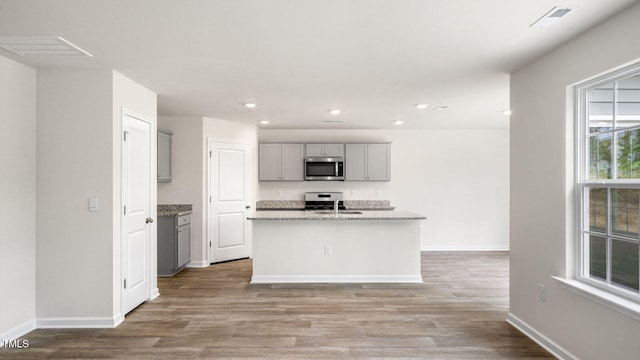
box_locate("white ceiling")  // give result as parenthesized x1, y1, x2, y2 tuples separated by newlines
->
(0, 0, 637, 129)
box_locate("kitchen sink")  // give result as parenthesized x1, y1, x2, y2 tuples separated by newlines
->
(314, 210, 363, 215)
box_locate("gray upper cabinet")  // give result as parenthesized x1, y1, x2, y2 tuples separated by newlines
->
(366, 144, 391, 181)
(345, 143, 391, 181)
(305, 143, 344, 157)
(345, 144, 366, 180)
(259, 144, 281, 180)
(259, 143, 304, 180)
(157, 130, 173, 182)
(281, 144, 305, 180)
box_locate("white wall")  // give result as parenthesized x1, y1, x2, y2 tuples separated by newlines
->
(36, 69, 157, 325)
(0, 55, 36, 340)
(259, 128, 510, 251)
(36, 69, 115, 321)
(158, 116, 258, 265)
(510, 3, 640, 359)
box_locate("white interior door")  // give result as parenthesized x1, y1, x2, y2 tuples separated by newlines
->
(209, 140, 252, 263)
(122, 111, 152, 315)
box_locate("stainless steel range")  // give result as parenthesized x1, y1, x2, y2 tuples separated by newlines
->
(304, 192, 345, 210)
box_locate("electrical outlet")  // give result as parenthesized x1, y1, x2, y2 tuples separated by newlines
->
(324, 245, 332, 255)
(539, 284, 547, 302)
(277, 191, 283, 198)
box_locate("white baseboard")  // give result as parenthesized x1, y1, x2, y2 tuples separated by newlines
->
(186, 261, 208, 268)
(422, 245, 509, 252)
(250, 275, 423, 284)
(1, 314, 128, 342)
(36, 315, 123, 329)
(150, 288, 160, 301)
(0, 319, 36, 346)
(506, 313, 577, 360)
(113, 313, 124, 328)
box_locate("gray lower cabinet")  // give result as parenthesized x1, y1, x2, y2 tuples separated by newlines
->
(158, 213, 191, 276)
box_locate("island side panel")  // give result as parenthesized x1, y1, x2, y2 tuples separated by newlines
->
(251, 220, 422, 283)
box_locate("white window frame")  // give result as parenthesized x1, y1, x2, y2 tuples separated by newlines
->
(575, 62, 640, 305)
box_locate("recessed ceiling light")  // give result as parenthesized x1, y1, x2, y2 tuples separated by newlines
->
(244, 103, 257, 108)
(0, 36, 92, 57)
(260, 120, 269, 125)
(503, 110, 513, 116)
(530, 6, 579, 28)
(329, 109, 341, 115)
(433, 105, 449, 111)
(416, 104, 429, 109)
(393, 120, 404, 125)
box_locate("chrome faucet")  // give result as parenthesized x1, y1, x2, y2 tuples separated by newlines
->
(334, 199, 339, 215)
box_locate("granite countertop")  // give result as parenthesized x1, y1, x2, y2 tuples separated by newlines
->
(256, 200, 395, 211)
(345, 200, 395, 211)
(256, 200, 305, 210)
(158, 204, 193, 216)
(247, 210, 425, 221)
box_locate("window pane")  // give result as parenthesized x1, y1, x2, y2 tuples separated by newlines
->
(612, 189, 639, 237)
(615, 75, 640, 129)
(589, 83, 614, 133)
(589, 133, 612, 179)
(588, 188, 608, 232)
(617, 129, 640, 179)
(611, 240, 639, 291)
(589, 235, 607, 281)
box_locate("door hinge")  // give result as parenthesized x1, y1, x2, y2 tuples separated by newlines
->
(210, 241, 212, 247)
(123, 130, 129, 141)
(124, 205, 127, 215)
(209, 151, 212, 158)
(124, 278, 127, 289)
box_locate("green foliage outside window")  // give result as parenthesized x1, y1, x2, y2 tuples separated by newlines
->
(617, 129, 640, 179)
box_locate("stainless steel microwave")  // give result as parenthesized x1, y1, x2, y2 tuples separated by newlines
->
(304, 157, 344, 181)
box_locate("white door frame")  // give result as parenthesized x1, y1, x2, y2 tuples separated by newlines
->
(120, 108, 154, 317)
(207, 138, 253, 264)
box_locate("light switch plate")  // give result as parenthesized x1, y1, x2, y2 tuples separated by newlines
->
(89, 197, 99, 212)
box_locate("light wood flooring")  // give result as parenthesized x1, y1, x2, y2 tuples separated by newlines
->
(1, 252, 552, 359)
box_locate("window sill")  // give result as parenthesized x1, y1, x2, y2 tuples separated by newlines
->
(552, 276, 640, 321)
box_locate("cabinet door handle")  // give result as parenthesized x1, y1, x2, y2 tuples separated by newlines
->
(146, 217, 154, 224)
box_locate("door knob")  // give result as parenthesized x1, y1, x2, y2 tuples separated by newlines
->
(246, 205, 251, 209)
(146, 217, 154, 224)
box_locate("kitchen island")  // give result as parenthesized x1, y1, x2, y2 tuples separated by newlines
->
(247, 210, 426, 283)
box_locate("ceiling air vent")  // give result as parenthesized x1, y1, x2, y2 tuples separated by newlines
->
(530, 6, 579, 28)
(0, 36, 92, 57)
